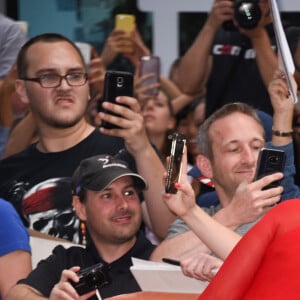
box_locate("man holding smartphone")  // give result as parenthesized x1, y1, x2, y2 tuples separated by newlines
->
(0, 33, 172, 245)
(151, 70, 300, 279)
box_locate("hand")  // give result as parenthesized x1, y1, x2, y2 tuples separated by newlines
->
(206, 0, 234, 30)
(226, 173, 284, 225)
(98, 96, 150, 155)
(88, 56, 106, 96)
(122, 28, 151, 68)
(163, 147, 197, 218)
(49, 266, 96, 300)
(268, 70, 297, 114)
(134, 72, 160, 107)
(100, 29, 133, 67)
(180, 252, 223, 282)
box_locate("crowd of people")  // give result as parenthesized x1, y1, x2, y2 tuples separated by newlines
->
(1, 1, 300, 299)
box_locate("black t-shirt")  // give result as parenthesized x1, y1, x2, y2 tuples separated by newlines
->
(0, 129, 127, 243)
(18, 231, 155, 299)
(205, 25, 300, 117)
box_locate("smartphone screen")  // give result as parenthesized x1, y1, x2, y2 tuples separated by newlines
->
(100, 70, 133, 129)
(165, 133, 186, 194)
(254, 148, 286, 190)
(115, 14, 135, 34)
(139, 55, 160, 96)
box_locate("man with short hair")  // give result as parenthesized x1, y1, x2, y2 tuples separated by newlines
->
(151, 70, 299, 266)
(0, 33, 171, 243)
(6, 154, 156, 300)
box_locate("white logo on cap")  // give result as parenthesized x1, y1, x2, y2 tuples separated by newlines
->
(98, 157, 126, 169)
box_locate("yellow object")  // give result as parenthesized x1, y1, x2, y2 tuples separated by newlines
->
(115, 14, 136, 34)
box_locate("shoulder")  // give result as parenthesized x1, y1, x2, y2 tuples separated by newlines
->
(0, 198, 23, 224)
(79, 128, 124, 154)
(40, 244, 88, 267)
(0, 199, 30, 255)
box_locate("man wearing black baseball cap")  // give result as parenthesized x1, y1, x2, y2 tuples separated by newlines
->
(8, 155, 156, 300)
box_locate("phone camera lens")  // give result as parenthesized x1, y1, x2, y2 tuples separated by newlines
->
(269, 156, 278, 163)
(117, 77, 124, 87)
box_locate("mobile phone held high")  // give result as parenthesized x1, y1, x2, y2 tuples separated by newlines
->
(165, 132, 186, 194)
(100, 70, 133, 129)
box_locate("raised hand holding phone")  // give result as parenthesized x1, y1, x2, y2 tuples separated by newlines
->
(115, 14, 135, 53)
(164, 139, 198, 219)
(100, 70, 133, 129)
(254, 148, 286, 190)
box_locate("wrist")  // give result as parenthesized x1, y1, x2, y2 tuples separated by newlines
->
(248, 27, 268, 44)
(203, 18, 220, 34)
(272, 127, 293, 137)
(214, 206, 241, 230)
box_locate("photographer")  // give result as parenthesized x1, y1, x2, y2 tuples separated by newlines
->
(176, 0, 300, 118)
(6, 155, 156, 300)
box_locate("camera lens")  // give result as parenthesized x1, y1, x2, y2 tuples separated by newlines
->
(117, 76, 124, 84)
(269, 156, 279, 163)
(234, 0, 261, 29)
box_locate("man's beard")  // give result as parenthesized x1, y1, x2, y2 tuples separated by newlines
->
(47, 115, 82, 129)
(36, 110, 84, 129)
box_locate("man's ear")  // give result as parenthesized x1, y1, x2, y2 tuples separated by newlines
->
(196, 154, 213, 179)
(72, 195, 87, 221)
(15, 79, 30, 104)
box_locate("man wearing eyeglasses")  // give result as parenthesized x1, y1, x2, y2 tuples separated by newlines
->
(0, 33, 169, 244)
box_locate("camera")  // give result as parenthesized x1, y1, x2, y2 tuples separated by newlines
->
(223, 0, 262, 30)
(70, 262, 110, 295)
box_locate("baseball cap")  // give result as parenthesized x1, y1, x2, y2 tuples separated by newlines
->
(72, 154, 147, 194)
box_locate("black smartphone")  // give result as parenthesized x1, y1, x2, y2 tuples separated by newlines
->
(70, 263, 110, 295)
(100, 70, 133, 129)
(139, 55, 160, 96)
(254, 148, 286, 190)
(165, 132, 186, 194)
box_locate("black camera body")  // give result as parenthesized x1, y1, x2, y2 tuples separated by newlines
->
(223, 0, 262, 30)
(70, 262, 110, 295)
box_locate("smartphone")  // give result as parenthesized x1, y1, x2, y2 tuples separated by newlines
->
(139, 55, 160, 96)
(254, 148, 286, 190)
(115, 14, 135, 34)
(100, 70, 133, 129)
(165, 132, 186, 194)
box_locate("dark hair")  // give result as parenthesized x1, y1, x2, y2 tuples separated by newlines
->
(175, 95, 206, 126)
(198, 102, 265, 161)
(16, 33, 85, 78)
(74, 187, 87, 203)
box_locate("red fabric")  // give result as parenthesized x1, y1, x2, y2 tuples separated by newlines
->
(199, 199, 300, 300)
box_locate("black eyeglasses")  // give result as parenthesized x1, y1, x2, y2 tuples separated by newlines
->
(21, 73, 88, 88)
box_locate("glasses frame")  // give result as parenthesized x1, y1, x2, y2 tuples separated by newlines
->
(20, 73, 88, 88)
